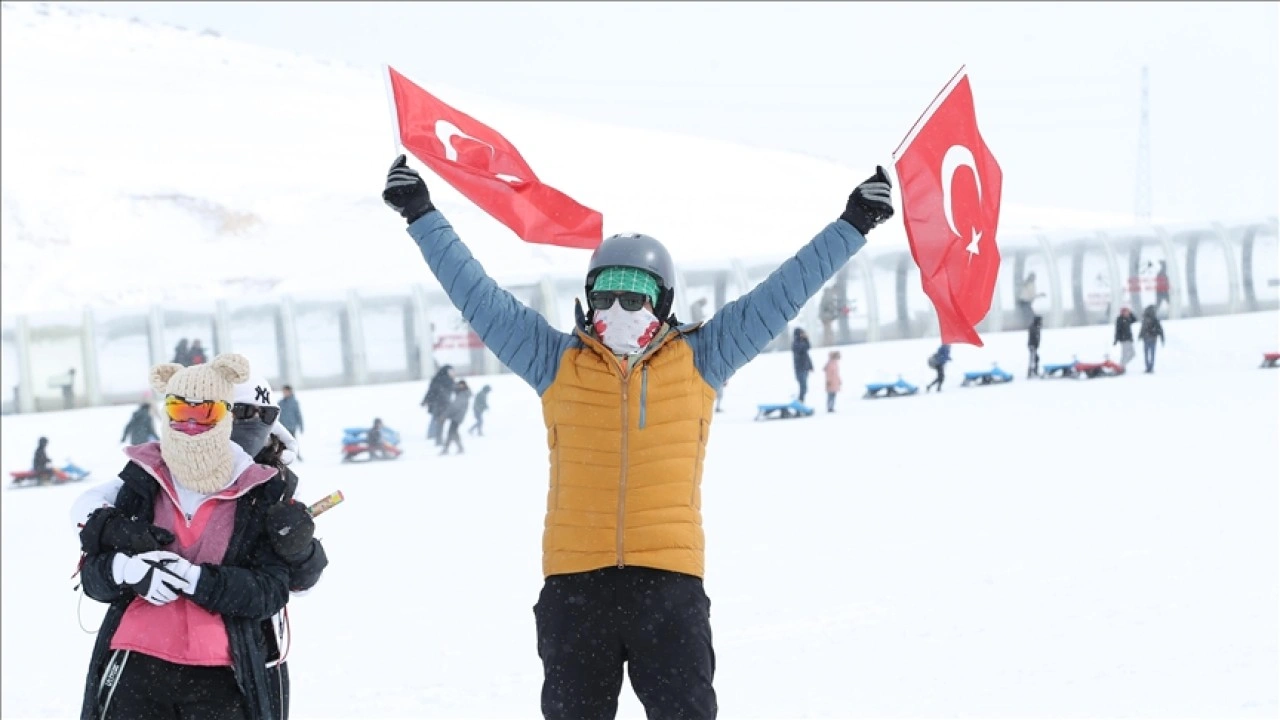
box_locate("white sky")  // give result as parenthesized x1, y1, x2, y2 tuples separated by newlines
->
(52, 1, 1280, 221)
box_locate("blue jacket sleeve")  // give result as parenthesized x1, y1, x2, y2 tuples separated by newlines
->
(690, 219, 867, 389)
(407, 212, 576, 395)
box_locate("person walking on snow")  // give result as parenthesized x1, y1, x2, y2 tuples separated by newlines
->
(925, 344, 952, 393)
(791, 327, 814, 403)
(383, 153, 894, 720)
(1027, 315, 1042, 379)
(1113, 307, 1139, 368)
(468, 384, 491, 436)
(1139, 304, 1165, 373)
(440, 379, 471, 455)
(421, 365, 455, 445)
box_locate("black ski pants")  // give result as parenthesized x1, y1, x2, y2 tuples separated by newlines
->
(99, 650, 247, 720)
(534, 566, 717, 720)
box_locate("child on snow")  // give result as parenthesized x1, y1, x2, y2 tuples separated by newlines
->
(824, 351, 842, 412)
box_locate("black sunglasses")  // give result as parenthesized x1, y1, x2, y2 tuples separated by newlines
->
(231, 403, 280, 424)
(588, 291, 649, 312)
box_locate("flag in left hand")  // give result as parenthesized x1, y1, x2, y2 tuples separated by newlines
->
(894, 69, 1004, 346)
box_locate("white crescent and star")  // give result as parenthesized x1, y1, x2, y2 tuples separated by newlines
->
(940, 144, 983, 258)
(434, 120, 523, 184)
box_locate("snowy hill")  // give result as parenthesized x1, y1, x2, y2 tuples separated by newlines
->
(0, 1, 1147, 317)
(2, 311, 1276, 718)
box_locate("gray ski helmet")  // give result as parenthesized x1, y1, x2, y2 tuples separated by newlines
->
(585, 233, 675, 299)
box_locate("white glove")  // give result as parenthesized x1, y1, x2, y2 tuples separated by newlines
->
(270, 420, 299, 465)
(112, 551, 202, 605)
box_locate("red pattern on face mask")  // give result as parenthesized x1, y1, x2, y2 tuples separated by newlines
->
(637, 320, 661, 347)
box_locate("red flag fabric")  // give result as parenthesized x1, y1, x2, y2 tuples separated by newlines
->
(894, 72, 1003, 346)
(387, 66, 603, 249)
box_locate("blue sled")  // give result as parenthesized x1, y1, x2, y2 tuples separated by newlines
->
(961, 365, 1014, 387)
(342, 426, 403, 462)
(864, 378, 919, 399)
(754, 400, 815, 420)
(342, 426, 401, 447)
(1042, 360, 1078, 379)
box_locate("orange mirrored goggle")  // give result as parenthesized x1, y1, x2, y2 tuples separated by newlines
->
(165, 395, 231, 426)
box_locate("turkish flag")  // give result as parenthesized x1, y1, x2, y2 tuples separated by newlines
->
(894, 72, 1003, 346)
(387, 66, 604, 249)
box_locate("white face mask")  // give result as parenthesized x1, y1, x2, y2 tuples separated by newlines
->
(593, 304, 661, 355)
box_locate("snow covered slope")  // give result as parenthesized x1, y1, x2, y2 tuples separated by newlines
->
(0, 1, 1146, 317)
(2, 310, 1275, 718)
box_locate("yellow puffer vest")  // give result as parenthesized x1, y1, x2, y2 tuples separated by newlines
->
(540, 328, 716, 578)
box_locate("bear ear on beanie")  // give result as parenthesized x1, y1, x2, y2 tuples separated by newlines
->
(149, 363, 184, 396)
(210, 353, 251, 385)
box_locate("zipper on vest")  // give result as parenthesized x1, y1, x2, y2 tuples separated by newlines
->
(617, 381, 629, 568)
(639, 366, 648, 430)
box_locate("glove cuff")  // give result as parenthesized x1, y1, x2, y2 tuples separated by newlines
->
(403, 204, 435, 225)
(111, 553, 128, 586)
(840, 205, 875, 236)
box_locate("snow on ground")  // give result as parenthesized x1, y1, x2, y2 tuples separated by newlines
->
(2, 310, 1276, 719)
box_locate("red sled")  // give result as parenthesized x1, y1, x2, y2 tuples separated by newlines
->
(9, 461, 89, 486)
(341, 442, 403, 462)
(1262, 353, 1279, 369)
(1074, 360, 1126, 378)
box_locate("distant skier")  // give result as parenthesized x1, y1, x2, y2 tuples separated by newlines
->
(1027, 315, 1042, 378)
(1139, 305, 1165, 373)
(1113, 307, 1139, 368)
(120, 403, 157, 446)
(925, 344, 952, 393)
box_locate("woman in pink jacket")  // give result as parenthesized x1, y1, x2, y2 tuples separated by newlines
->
(824, 350, 842, 413)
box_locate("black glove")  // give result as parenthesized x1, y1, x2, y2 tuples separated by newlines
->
(383, 154, 435, 224)
(265, 501, 315, 560)
(80, 507, 176, 555)
(840, 166, 895, 235)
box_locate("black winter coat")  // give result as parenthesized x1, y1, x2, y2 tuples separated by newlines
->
(1114, 314, 1138, 343)
(1139, 315, 1165, 342)
(33, 443, 50, 472)
(1028, 324, 1041, 350)
(422, 368, 454, 415)
(791, 334, 813, 375)
(78, 462, 294, 720)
